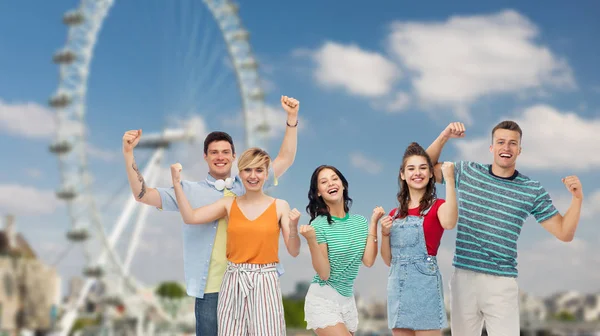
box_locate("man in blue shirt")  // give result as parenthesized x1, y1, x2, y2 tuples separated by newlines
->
(122, 96, 301, 335)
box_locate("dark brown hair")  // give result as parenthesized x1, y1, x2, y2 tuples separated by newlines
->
(396, 142, 437, 218)
(203, 131, 235, 155)
(306, 165, 352, 224)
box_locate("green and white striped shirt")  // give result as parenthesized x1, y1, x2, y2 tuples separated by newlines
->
(311, 213, 368, 297)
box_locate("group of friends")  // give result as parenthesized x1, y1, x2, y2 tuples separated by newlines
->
(122, 96, 584, 336)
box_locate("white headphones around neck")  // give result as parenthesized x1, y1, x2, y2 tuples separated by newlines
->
(210, 177, 234, 191)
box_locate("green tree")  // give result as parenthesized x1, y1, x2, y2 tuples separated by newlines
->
(155, 281, 186, 321)
(553, 310, 577, 322)
(282, 297, 306, 329)
(155, 281, 186, 299)
(69, 316, 101, 335)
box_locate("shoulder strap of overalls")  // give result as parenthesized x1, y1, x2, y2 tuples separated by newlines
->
(421, 198, 437, 216)
(392, 207, 400, 219)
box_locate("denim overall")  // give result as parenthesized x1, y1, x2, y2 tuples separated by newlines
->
(387, 204, 447, 330)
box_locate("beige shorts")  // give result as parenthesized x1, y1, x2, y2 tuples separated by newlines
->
(450, 268, 520, 336)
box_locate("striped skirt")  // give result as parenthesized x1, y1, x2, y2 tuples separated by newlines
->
(217, 261, 286, 335)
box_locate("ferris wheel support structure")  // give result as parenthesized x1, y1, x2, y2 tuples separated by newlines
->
(49, 0, 270, 334)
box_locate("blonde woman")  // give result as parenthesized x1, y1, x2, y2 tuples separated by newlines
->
(170, 147, 301, 336)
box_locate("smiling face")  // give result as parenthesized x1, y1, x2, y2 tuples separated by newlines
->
(490, 128, 521, 170)
(239, 165, 267, 192)
(236, 147, 271, 193)
(400, 155, 433, 190)
(204, 140, 235, 180)
(316, 168, 345, 205)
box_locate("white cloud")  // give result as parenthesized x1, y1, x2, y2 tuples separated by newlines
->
(0, 184, 62, 215)
(518, 237, 600, 297)
(298, 10, 575, 120)
(371, 91, 411, 113)
(0, 100, 58, 138)
(87, 144, 118, 162)
(0, 99, 84, 139)
(454, 104, 600, 170)
(387, 10, 574, 110)
(554, 189, 600, 220)
(310, 42, 401, 98)
(350, 152, 383, 175)
(224, 104, 307, 142)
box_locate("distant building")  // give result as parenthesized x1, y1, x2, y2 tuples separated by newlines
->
(287, 281, 310, 301)
(0, 215, 36, 258)
(0, 215, 61, 335)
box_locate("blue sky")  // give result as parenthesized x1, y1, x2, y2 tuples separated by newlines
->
(1, 0, 599, 301)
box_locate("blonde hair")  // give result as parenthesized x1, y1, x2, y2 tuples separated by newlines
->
(237, 147, 271, 172)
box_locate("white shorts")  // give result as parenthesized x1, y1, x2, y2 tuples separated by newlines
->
(304, 283, 358, 332)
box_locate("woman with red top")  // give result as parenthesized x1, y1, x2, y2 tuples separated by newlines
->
(380, 142, 458, 336)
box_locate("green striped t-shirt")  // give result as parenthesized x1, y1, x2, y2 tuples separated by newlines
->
(311, 213, 368, 297)
(445, 161, 559, 278)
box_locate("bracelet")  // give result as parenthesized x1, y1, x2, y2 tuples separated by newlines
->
(286, 119, 298, 128)
(382, 232, 390, 237)
(369, 234, 378, 243)
(289, 235, 298, 238)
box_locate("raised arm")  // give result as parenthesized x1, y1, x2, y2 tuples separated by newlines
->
(171, 163, 228, 224)
(300, 224, 330, 281)
(540, 176, 583, 242)
(363, 208, 383, 267)
(426, 122, 465, 183)
(437, 162, 458, 230)
(271, 96, 299, 179)
(278, 200, 301, 257)
(380, 215, 393, 267)
(123, 130, 162, 207)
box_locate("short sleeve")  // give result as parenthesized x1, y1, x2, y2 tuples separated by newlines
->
(155, 180, 194, 212)
(442, 161, 464, 189)
(156, 186, 179, 211)
(531, 185, 559, 223)
(433, 198, 446, 210)
(430, 198, 446, 218)
(312, 218, 328, 244)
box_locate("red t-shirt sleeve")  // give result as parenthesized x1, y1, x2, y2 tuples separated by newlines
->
(423, 199, 446, 256)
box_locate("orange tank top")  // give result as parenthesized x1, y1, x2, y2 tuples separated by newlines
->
(227, 198, 280, 264)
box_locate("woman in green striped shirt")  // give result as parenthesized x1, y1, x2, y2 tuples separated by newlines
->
(300, 165, 383, 335)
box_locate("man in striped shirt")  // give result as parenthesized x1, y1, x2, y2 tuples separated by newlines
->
(426, 121, 584, 336)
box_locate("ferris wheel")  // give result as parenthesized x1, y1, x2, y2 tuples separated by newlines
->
(48, 0, 270, 334)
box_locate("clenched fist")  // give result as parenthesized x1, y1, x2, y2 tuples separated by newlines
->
(299, 225, 316, 242)
(380, 216, 393, 236)
(281, 96, 299, 116)
(123, 129, 142, 153)
(441, 122, 465, 139)
(289, 208, 301, 230)
(371, 206, 385, 224)
(171, 163, 182, 184)
(441, 162, 455, 181)
(562, 175, 583, 199)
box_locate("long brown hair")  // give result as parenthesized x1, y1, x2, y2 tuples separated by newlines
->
(396, 142, 437, 218)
